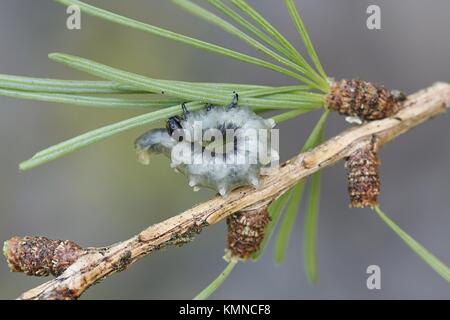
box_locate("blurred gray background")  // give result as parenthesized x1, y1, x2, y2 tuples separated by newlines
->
(0, 0, 449, 299)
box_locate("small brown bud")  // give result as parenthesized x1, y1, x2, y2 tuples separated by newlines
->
(3, 236, 83, 277)
(346, 145, 381, 208)
(226, 206, 270, 260)
(326, 79, 406, 121)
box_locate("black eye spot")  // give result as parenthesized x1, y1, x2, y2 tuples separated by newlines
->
(166, 116, 182, 135)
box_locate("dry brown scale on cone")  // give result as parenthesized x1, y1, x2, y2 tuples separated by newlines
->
(326, 79, 407, 121)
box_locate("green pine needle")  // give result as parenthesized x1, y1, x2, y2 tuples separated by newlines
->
(48, 53, 324, 110)
(274, 179, 307, 264)
(300, 110, 330, 151)
(230, 0, 328, 92)
(0, 73, 323, 111)
(285, 0, 328, 82)
(252, 191, 291, 261)
(374, 206, 450, 283)
(300, 111, 329, 283)
(193, 259, 239, 300)
(0, 88, 182, 110)
(0, 73, 317, 101)
(206, 0, 296, 62)
(172, 0, 323, 90)
(53, 0, 316, 84)
(303, 171, 322, 284)
(272, 108, 315, 124)
(0, 74, 146, 94)
(230, 0, 303, 63)
(273, 110, 329, 266)
(0, 73, 277, 94)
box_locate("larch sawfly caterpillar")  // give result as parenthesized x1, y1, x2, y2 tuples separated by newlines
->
(134, 94, 278, 197)
(135, 94, 278, 260)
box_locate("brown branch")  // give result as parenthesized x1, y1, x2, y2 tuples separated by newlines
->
(3, 82, 450, 300)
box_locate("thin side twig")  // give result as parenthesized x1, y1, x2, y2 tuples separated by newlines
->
(4, 82, 450, 300)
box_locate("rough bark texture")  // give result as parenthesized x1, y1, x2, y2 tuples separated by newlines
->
(3, 82, 449, 300)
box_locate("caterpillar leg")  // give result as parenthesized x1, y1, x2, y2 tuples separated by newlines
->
(226, 92, 239, 110)
(181, 102, 190, 118)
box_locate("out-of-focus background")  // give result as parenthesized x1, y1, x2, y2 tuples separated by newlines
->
(0, 0, 449, 299)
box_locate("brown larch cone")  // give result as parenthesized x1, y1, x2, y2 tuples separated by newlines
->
(326, 79, 406, 121)
(346, 145, 381, 208)
(226, 205, 270, 260)
(3, 236, 84, 276)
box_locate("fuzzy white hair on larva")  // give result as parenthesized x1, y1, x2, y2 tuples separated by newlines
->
(135, 94, 278, 197)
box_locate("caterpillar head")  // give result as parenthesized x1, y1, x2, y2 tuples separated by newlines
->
(135, 128, 175, 165)
(135, 94, 278, 197)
